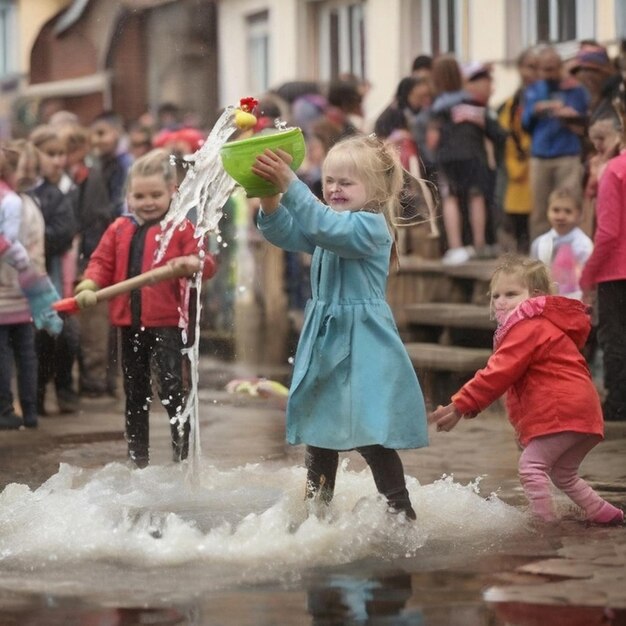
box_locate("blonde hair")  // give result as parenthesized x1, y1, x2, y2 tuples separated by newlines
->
(322, 134, 404, 234)
(29, 124, 63, 149)
(547, 186, 581, 212)
(1, 139, 40, 191)
(57, 123, 90, 153)
(126, 148, 177, 191)
(490, 254, 554, 298)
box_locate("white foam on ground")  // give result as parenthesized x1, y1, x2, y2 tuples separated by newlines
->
(0, 459, 525, 583)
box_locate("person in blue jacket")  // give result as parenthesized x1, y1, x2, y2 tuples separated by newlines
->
(521, 45, 590, 240)
(252, 134, 428, 520)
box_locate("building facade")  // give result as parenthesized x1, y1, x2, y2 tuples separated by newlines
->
(0, 0, 624, 133)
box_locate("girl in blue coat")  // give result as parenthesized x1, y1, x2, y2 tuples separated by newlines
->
(253, 134, 428, 520)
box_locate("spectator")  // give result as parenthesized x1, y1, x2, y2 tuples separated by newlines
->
(530, 186, 593, 300)
(580, 97, 626, 422)
(127, 121, 154, 162)
(582, 108, 622, 237)
(326, 79, 364, 137)
(570, 42, 620, 119)
(75, 111, 132, 398)
(429, 56, 505, 264)
(497, 46, 539, 253)
(29, 125, 79, 414)
(0, 139, 61, 429)
(411, 54, 433, 81)
(522, 46, 590, 240)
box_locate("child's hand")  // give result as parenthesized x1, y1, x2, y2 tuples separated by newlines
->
(428, 403, 462, 432)
(168, 255, 202, 276)
(252, 148, 296, 193)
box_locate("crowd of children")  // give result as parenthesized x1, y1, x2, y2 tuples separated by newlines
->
(0, 105, 215, 468)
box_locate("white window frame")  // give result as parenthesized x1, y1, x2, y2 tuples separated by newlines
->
(419, 0, 463, 57)
(521, 0, 595, 46)
(0, 0, 18, 78)
(318, 1, 366, 82)
(246, 10, 270, 95)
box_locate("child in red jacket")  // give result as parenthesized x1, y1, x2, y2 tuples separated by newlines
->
(75, 149, 216, 467)
(429, 255, 623, 525)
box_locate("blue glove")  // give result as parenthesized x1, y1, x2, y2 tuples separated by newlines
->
(17, 268, 63, 336)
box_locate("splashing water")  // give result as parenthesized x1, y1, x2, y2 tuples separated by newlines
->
(153, 106, 239, 474)
(0, 459, 526, 597)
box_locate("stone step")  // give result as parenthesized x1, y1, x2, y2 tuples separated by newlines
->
(405, 303, 495, 330)
(405, 342, 492, 373)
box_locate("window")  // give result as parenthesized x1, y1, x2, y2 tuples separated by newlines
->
(618, 1, 626, 39)
(0, 0, 17, 78)
(421, 0, 461, 56)
(318, 2, 365, 82)
(521, 0, 595, 46)
(246, 10, 270, 95)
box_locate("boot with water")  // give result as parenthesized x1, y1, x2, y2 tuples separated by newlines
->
(171, 415, 190, 463)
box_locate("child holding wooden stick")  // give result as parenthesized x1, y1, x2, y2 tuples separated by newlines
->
(75, 149, 216, 467)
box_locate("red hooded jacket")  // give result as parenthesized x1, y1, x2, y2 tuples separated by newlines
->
(452, 296, 603, 446)
(85, 215, 216, 327)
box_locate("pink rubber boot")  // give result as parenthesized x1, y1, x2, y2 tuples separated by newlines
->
(588, 502, 624, 525)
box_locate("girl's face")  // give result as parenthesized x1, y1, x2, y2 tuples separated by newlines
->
(589, 119, 621, 159)
(322, 163, 368, 212)
(126, 174, 175, 223)
(490, 272, 530, 325)
(38, 138, 67, 185)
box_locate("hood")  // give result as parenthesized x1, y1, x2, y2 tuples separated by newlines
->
(494, 295, 591, 349)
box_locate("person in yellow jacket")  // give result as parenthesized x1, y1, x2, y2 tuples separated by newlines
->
(498, 47, 539, 253)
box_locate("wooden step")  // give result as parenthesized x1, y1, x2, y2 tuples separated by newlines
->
(405, 303, 495, 330)
(442, 259, 499, 282)
(405, 342, 492, 373)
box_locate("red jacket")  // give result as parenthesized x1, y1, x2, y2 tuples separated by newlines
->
(452, 296, 603, 447)
(85, 216, 216, 327)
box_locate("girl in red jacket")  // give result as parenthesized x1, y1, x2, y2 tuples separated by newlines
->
(75, 149, 216, 467)
(429, 255, 623, 525)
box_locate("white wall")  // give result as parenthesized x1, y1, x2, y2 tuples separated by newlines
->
(362, 0, 403, 129)
(218, 0, 300, 108)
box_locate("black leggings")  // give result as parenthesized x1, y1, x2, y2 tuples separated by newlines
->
(121, 326, 190, 466)
(305, 445, 416, 519)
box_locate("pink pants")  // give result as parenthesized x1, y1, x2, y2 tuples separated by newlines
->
(518, 431, 621, 523)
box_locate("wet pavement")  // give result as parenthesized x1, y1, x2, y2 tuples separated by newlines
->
(0, 355, 625, 626)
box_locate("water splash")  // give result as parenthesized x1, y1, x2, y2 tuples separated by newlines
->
(152, 106, 239, 475)
(0, 460, 526, 590)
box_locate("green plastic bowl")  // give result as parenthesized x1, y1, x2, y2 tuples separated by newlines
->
(220, 127, 306, 197)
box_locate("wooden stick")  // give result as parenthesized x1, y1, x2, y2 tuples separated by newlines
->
(93, 263, 190, 302)
(53, 262, 193, 314)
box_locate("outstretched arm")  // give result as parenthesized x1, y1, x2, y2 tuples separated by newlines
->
(428, 403, 463, 432)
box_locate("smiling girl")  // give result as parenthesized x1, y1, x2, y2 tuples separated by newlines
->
(75, 149, 216, 467)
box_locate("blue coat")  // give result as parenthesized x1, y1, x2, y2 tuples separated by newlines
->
(521, 79, 589, 158)
(257, 179, 428, 451)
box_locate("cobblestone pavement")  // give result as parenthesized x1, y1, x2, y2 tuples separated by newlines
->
(0, 356, 624, 625)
